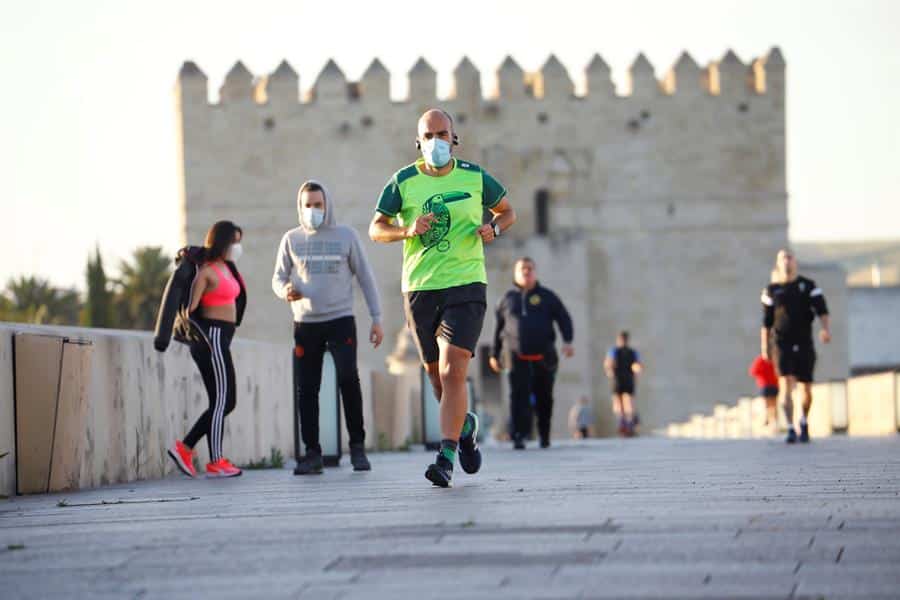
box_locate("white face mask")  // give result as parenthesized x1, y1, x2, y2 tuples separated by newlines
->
(300, 207, 325, 230)
(228, 243, 243, 262)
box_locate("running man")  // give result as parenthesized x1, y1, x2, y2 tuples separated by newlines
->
(761, 249, 831, 443)
(489, 257, 574, 449)
(603, 331, 642, 437)
(369, 108, 516, 487)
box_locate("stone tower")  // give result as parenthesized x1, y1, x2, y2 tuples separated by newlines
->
(175, 49, 789, 436)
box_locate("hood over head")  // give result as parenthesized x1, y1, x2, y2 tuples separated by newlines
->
(297, 179, 336, 231)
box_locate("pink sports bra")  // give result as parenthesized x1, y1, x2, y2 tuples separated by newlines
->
(200, 263, 240, 307)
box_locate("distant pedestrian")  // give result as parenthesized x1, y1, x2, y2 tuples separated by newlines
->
(490, 257, 574, 450)
(748, 352, 779, 434)
(568, 396, 594, 439)
(760, 249, 831, 443)
(604, 331, 642, 437)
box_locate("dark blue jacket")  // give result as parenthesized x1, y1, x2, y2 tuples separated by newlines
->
(492, 282, 573, 359)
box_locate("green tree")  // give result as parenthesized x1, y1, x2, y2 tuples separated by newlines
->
(113, 246, 172, 330)
(0, 276, 81, 325)
(81, 246, 116, 328)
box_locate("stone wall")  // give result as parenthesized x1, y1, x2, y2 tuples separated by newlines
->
(0, 323, 295, 496)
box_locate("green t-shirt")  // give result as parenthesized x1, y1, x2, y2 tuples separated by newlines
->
(376, 157, 507, 293)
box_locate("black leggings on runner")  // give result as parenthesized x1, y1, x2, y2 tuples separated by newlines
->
(184, 318, 236, 462)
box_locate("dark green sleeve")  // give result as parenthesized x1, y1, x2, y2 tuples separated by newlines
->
(482, 170, 507, 208)
(376, 176, 402, 217)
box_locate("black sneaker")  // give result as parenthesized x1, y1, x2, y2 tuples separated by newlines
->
(294, 452, 324, 475)
(458, 412, 482, 474)
(350, 443, 371, 471)
(799, 423, 810, 443)
(785, 428, 797, 444)
(513, 436, 526, 450)
(425, 454, 453, 488)
(539, 438, 550, 449)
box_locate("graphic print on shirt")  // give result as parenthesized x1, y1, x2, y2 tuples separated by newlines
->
(420, 191, 471, 253)
(299, 240, 344, 275)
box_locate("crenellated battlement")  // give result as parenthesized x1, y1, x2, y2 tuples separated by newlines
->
(177, 48, 784, 106)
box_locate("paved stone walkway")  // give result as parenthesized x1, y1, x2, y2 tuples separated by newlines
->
(2, 437, 899, 599)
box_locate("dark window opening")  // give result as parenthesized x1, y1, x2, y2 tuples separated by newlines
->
(263, 117, 275, 131)
(738, 102, 749, 113)
(536, 189, 550, 236)
(361, 115, 374, 127)
(640, 109, 650, 120)
(537, 112, 548, 124)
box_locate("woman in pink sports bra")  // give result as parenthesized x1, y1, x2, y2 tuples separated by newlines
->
(167, 221, 247, 479)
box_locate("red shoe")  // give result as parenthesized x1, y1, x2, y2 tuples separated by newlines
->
(206, 457, 242, 478)
(168, 440, 196, 478)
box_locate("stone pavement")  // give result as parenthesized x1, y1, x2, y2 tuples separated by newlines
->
(2, 437, 899, 599)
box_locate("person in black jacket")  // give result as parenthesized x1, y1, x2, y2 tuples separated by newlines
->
(761, 249, 832, 444)
(154, 221, 248, 478)
(490, 257, 574, 449)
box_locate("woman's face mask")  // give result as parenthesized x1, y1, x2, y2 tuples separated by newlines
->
(420, 137, 452, 168)
(228, 242, 243, 262)
(300, 207, 325, 230)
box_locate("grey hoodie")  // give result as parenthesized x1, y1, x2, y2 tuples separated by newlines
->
(272, 180, 382, 324)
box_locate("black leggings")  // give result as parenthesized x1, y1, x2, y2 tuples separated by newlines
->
(294, 316, 365, 454)
(184, 318, 236, 462)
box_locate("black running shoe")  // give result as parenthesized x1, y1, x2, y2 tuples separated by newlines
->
(799, 423, 810, 443)
(539, 438, 550, 449)
(294, 452, 324, 475)
(785, 428, 797, 444)
(425, 454, 453, 488)
(350, 443, 371, 471)
(458, 412, 482, 474)
(513, 436, 526, 450)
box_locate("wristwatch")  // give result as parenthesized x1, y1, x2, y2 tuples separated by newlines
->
(491, 222, 501, 238)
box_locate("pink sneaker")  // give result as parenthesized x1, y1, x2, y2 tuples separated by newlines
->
(167, 441, 196, 478)
(206, 457, 242, 478)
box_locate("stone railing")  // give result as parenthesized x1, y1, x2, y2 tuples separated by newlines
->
(666, 372, 898, 439)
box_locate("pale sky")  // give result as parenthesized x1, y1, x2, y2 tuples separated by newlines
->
(2, 0, 898, 290)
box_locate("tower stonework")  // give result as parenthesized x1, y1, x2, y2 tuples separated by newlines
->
(176, 49, 789, 436)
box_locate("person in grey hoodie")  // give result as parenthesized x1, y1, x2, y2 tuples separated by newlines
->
(273, 180, 383, 474)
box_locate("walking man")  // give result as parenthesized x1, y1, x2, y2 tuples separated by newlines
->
(761, 249, 831, 443)
(273, 180, 384, 474)
(369, 108, 516, 487)
(489, 257, 574, 449)
(604, 331, 642, 436)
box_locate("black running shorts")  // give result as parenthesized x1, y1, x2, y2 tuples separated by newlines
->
(403, 283, 487, 364)
(774, 342, 816, 383)
(611, 378, 635, 395)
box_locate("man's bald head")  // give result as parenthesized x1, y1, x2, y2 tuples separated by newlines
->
(417, 109, 455, 144)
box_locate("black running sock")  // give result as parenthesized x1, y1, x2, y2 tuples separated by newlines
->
(440, 439, 458, 465)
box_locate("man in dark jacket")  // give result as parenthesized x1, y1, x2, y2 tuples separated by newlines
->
(490, 257, 574, 449)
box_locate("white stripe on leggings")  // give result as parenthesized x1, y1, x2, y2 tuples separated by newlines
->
(211, 327, 228, 461)
(209, 327, 224, 461)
